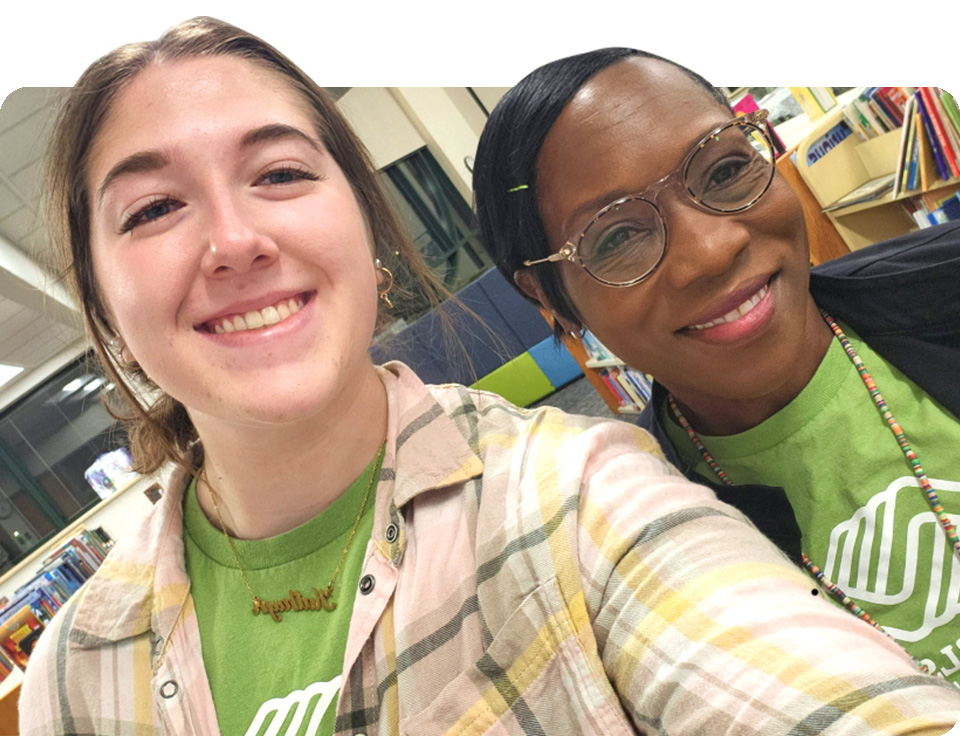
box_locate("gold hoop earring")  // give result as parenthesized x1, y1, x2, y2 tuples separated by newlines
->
(375, 258, 395, 309)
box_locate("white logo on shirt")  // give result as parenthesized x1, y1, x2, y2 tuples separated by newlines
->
(823, 476, 960, 641)
(245, 675, 341, 736)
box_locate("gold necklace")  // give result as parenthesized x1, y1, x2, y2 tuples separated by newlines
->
(200, 441, 385, 623)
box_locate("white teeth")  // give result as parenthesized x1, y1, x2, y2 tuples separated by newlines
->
(689, 284, 768, 331)
(244, 310, 264, 329)
(210, 295, 306, 334)
(262, 306, 281, 325)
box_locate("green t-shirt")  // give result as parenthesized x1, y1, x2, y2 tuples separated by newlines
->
(665, 327, 960, 682)
(183, 451, 382, 736)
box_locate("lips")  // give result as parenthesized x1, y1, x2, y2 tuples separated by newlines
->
(687, 283, 769, 331)
(198, 292, 310, 334)
(681, 275, 776, 342)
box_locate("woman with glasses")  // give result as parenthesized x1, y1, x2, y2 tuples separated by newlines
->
(20, 24, 960, 734)
(474, 48, 960, 685)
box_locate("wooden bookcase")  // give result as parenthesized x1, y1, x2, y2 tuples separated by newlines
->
(795, 107, 960, 250)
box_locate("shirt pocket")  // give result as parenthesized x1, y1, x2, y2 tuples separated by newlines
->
(399, 577, 635, 736)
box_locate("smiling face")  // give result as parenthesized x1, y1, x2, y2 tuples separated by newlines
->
(534, 58, 826, 410)
(87, 56, 381, 430)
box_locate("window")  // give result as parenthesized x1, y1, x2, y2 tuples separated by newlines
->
(0, 356, 126, 572)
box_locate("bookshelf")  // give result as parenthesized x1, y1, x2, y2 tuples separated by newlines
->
(795, 89, 960, 251)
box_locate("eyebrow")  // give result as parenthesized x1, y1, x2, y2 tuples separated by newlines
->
(96, 123, 323, 204)
(97, 151, 169, 204)
(239, 123, 322, 152)
(561, 116, 737, 238)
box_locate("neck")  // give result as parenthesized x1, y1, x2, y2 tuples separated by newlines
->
(666, 301, 834, 436)
(195, 365, 388, 539)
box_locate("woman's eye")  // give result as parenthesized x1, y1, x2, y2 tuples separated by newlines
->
(706, 158, 749, 188)
(593, 224, 653, 258)
(120, 197, 182, 234)
(256, 166, 320, 186)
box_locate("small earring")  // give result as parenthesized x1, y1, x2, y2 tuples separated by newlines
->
(114, 340, 139, 369)
(375, 258, 395, 309)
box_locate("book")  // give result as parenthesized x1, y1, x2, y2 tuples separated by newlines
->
(916, 91, 952, 181)
(790, 87, 829, 119)
(893, 96, 917, 197)
(919, 87, 960, 179)
(0, 605, 44, 669)
(938, 91, 960, 138)
(822, 174, 896, 212)
(930, 91, 960, 174)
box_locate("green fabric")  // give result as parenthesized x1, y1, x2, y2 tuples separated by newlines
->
(183, 451, 382, 736)
(665, 326, 960, 681)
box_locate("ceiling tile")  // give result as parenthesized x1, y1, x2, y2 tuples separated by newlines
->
(0, 183, 21, 221)
(0, 88, 61, 136)
(0, 125, 46, 180)
(0, 206, 42, 247)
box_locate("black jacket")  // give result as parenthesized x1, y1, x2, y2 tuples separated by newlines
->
(636, 220, 960, 563)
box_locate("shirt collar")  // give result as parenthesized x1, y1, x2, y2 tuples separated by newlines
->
(68, 361, 483, 646)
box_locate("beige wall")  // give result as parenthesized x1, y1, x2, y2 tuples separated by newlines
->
(337, 87, 426, 170)
(337, 87, 501, 202)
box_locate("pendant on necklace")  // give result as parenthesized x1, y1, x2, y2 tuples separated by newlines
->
(251, 585, 337, 622)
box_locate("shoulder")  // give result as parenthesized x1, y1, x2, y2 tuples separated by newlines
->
(428, 381, 670, 471)
(812, 220, 960, 281)
(19, 585, 93, 735)
(425, 382, 730, 551)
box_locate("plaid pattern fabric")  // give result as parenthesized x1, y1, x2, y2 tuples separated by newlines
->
(20, 363, 960, 735)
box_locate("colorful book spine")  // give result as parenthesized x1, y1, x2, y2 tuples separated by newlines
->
(915, 92, 952, 182)
(920, 87, 960, 178)
(938, 91, 960, 138)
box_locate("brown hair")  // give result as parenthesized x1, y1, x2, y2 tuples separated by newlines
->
(44, 16, 444, 475)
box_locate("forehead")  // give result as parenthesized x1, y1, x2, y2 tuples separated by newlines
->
(535, 58, 732, 234)
(89, 56, 314, 173)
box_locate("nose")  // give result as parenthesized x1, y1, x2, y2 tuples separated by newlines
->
(200, 194, 279, 278)
(657, 194, 752, 291)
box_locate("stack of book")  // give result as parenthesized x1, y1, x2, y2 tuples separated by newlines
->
(893, 89, 960, 201)
(0, 527, 112, 679)
(581, 332, 653, 413)
(840, 88, 911, 141)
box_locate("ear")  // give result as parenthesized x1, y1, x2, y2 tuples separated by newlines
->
(513, 269, 581, 336)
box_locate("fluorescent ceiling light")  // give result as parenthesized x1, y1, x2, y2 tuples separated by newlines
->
(0, 364, 24, 390)
(61, 377, 86, 392)
(80, 377, 107, 395)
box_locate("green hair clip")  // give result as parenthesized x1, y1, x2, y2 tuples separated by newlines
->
(507, 184, 529, 193)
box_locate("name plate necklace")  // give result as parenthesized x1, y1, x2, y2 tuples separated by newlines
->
(668, 311, 959, 672)
(201, 441, 385, 623)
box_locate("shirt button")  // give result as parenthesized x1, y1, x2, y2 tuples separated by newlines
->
(159, 680, 179, 698)
(359, 574, 375, 595)
(385, 523, 399, 543)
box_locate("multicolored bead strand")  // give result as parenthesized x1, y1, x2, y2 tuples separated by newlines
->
(821, 311, 960, 557)
(667, 310, 957, 674)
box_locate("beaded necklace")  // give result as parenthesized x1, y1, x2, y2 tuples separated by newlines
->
(668, 310, 958, 670)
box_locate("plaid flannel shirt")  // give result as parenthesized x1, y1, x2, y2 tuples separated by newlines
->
(20, 362, 960, 735)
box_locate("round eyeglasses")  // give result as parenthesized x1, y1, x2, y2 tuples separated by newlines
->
(524, 110, 776, 287)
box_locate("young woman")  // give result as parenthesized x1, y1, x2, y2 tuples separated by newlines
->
(473, 48, 960, 684)
(20, 22, 960, 736)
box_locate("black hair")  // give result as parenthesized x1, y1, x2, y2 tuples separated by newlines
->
(473, 47, 729, 338)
